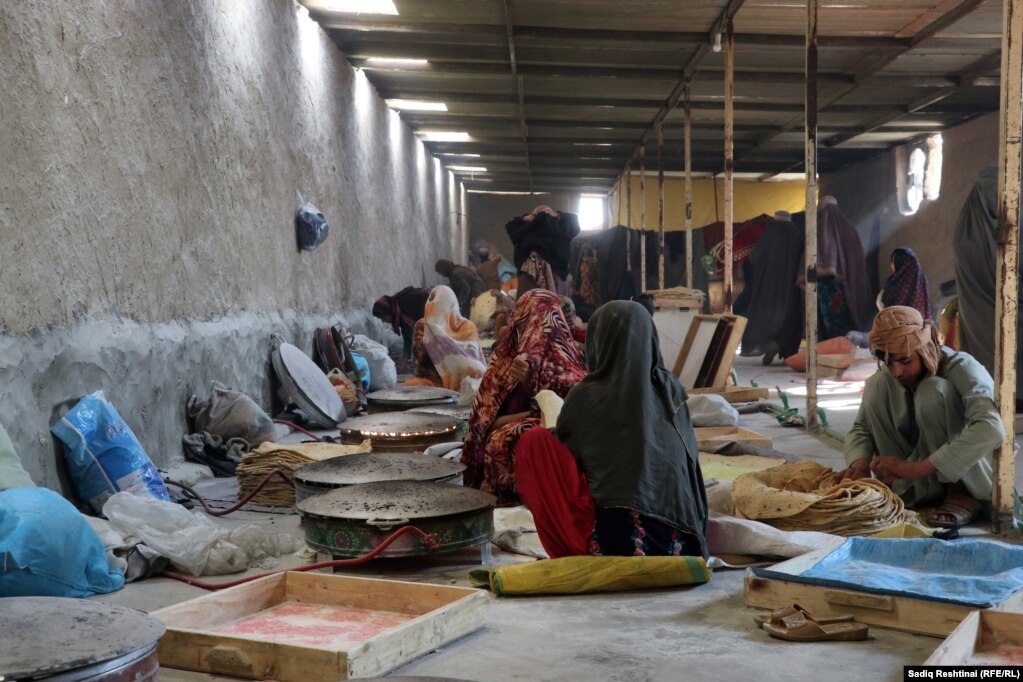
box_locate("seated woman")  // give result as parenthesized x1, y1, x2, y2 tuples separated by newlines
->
(878, 247, 931, 319)
(372, 286, 430, 360)
(514, 300, 709, 559)
(406, 286, 486, 391)
(461, 289, 587, 504)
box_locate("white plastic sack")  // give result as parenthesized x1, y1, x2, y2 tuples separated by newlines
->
(102, 492, 303, 576)
(458, 375, 481, 406)
(350, 334, 398, 390)
(687, 394, 739, 427)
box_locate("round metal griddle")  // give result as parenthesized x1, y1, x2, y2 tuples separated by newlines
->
(408, 404, 473, 422)
(337, 412, 462, 452)
(272, 340, 345, 428)
(0, 597, 165, 681)
(298, 480, 495, 558)
(293, 452, 466, 502)
(366, 386, 459, 409)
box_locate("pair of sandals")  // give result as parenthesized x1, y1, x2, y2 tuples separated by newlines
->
(927, 485, 986, 529)
(753, 604, 868, 642)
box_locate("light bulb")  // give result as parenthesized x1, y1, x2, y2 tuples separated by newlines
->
(712, 32, 722, 53)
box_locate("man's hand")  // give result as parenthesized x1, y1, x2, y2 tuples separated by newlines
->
(837, 458, 871, 482)
(509, 354, 532, 385)
(870, 456, 934, 484)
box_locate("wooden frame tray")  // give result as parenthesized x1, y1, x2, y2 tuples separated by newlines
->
(744, 548, 1023, 638)
(694, 426, 772, 451)
(154, 571, 488, 681)
(926, 610, 1023, 664)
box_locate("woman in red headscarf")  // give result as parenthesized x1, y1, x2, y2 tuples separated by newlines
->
(461, 289, 587, 504)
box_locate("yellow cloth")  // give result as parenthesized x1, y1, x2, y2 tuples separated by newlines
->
(469, 555, 711, 596)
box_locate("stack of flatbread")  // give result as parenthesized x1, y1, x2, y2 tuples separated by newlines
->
(236, 439, 371, 506)
(731, 460, 905, 536)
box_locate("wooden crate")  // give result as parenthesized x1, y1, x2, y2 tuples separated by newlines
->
(154, 571, 489, 681)
(744, 548, 1023, 638)
(694, 426, 772, 451)
(925, 610, 1023, 664)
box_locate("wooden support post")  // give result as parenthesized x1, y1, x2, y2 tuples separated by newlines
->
(626, 163, 632, 272)
(640, 145, 647, 292)
(723, 19, 735, 313)
(658, 122, 666, 290)
(805, 0, 820, 431)
(993, 0, 1022, 531)
(685, 86, 694, 290)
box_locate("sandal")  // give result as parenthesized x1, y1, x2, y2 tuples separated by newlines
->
(752, 604, 854, 629)
(763, 611, 868, 642)
(927, 485, 985, 529)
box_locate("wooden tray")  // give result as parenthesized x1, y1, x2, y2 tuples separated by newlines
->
(744, 548, 1023, 638)
(694, 426, 772, 451)
(926, 610, 1023, 664)
(154, 571, 488, 681)
(689, 386, 769, 403)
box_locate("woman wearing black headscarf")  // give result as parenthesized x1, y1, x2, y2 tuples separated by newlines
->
(514, 300, 708, 559)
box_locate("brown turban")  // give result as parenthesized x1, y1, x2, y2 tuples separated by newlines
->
(869, 305, 941, 376)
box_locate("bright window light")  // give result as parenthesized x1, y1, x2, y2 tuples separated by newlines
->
(420, 131, 471, 142)
(322, 0, 398, 15)
(366, 57, 428, 67)
(386, 99, 447, 111)
(448, 165, 487, 172)
(578, 194, 606, 231)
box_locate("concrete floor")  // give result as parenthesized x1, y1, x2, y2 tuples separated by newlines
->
(94, 356, 1021, 682)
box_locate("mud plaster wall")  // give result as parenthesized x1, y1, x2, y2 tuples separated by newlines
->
(0, 1, 466, 491)
(820, 112, 998, 316)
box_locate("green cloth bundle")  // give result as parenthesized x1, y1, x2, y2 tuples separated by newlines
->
(470, 555, 711, 596)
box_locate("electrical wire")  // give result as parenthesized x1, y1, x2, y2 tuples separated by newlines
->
(272, 419, 325, 441)
(161, 525, 443, 590)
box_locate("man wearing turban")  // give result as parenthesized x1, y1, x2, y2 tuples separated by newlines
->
(839, 306, 1002, 527)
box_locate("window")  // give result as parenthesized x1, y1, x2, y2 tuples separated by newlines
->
(897, 134, 942, 216)
(578, 194, 606, 231)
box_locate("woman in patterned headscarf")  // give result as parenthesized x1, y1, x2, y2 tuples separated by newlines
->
(406, 286, 486, 391)
(879, 247, 931, 319)
(461, 289, 587, 504)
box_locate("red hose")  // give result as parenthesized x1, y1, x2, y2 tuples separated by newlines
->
(272, 419, 326, 441)
(161, 525, 443, 590)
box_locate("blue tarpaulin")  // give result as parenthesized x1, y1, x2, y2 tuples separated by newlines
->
(753, 538, 1023, 608)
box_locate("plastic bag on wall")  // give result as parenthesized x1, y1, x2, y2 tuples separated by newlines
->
(295, 194, 330, 252)
(51, 392, 170, 514)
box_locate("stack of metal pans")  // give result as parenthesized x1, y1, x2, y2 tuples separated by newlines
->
(366, 386, 458, 410)
(293, 452, 466, 502)
(272, 339, 345, 428)
(0, 597, 165, 681)
(297, 480, 495, 558)
(336, 412, 462, 452)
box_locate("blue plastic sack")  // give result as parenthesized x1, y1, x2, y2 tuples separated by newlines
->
(51, 392, 170, 514)
(0, 487, 125, 597)
(349, 351, 371, 391)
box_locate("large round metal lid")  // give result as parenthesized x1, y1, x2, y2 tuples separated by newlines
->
(294, 452, 465, 487)
(366, 386, 459, 407)
(298, 480, 495, 521)
(274, 342, 344, 427)
(0, 597, 165, 680)
(337, 412, 461, 438)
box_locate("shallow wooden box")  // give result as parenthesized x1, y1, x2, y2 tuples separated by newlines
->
(694, 426, 772, 451)
(744, 548, 1023, 638)
(925, 611, 1023, 664)
(154, 571, 489, 681)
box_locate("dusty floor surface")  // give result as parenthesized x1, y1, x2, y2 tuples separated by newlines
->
(93, 356, 1022, 682)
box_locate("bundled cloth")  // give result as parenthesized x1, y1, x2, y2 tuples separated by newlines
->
(732, 461, 905, 536)
(470, 555, 710, 596)
(235, 440, 370, 507)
